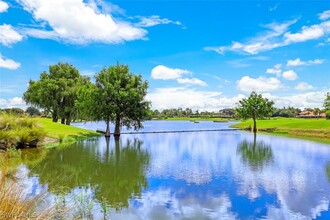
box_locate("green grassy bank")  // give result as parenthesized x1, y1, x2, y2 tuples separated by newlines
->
(231, 118, 330, 143)
(35, 118, 100, 143)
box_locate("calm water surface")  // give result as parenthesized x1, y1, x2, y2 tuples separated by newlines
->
(19, 121, 330, 219)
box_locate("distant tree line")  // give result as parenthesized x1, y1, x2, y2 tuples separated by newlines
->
(23, 62, 150, 137)
(0, 107, 41, 116)
(150, 108, 236, 119)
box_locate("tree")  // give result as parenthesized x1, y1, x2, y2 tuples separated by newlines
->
(77, 63, 150, 137)
(24, 62, 87, 125)
(25, 106, 41, 116)
(3, 108, 24, 115)
(236, 92, 274, 133)
(313, 108, 321, 119)
(324, 92, 330, 120)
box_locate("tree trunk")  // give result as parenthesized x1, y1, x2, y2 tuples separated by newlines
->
(114, 116, 120, 137)
(105, 120, 111, 137)
(52, 115, 58, 122)
(52, 109, 58, 122)
(61, 118, 65, 124)
(65, 114, 71, 125)
(253, 117, 257, 133)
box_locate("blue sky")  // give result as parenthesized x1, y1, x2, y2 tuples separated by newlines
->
(0, 0, 329, 110)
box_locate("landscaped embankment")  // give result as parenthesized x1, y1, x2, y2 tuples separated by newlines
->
(231, 118, 330, 143)
(0, 114, 100, 149)
(35, 118, 101, 143)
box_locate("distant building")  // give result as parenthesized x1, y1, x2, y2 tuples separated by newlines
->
(299, 111, 326, 118)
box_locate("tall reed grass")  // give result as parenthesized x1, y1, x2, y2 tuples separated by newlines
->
(0, 150, 67, 219)
(0, 113, 46, 149)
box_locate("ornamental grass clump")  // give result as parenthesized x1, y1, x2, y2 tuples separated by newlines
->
(0, 113, 46, 150)
(0, 150, 68, 219)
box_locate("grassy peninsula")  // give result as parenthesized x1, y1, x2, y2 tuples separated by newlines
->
(35, 118, 100, 142)
(231, 118, 330, 143)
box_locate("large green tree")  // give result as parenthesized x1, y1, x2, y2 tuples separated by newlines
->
(324, 92, 330, 119)
(24, 62, 87, 124)
(236, 91, 274, 132)
(77, 63, 150, 137)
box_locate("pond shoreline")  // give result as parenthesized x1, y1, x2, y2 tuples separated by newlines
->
(38, 118, 330, 146)
(231, 118, 330, 144)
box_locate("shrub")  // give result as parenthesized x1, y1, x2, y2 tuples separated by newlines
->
(0, 113, 46, 149)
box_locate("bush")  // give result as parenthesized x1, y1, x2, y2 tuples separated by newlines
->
(0, 113, 46, 149)
(326, 110, 330, 120)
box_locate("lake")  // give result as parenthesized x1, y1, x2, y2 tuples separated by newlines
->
(17, 121, 330, 219)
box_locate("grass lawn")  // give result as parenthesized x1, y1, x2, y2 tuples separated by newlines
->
(35, 118, 100, 142)
(231, 118, 330, 143)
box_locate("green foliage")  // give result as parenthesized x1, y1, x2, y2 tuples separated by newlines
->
(152, 107, 234, 119)
(237, 137, 273, 170)
(26, 138, 150, 211)
(272, 106, 301, 118)
(25, 106, 41, 116)
(324, 92, 330, 119)
(232, 118, 330, 143)
(24, 62, 88, 125)
(0, 114, 45, 149)
(74, 191, 95, 219)
(2, 108, 25, 115)
(34, 118, 100, 141)
(236, 91, 274, 132)
(77, 63, 150, 136)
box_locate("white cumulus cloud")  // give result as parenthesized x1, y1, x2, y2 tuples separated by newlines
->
(205, 13, 330, 55)
(151, 65, 191, 80)
(136, 15, 182, 27)
(262, 91, 327, 109)
(0, 97, 27, 110)
(0, 0, 9, 13)
(308, 58, 324, 65)
(177, 77, 207, 86)
(147, 87, 244, 111)
(286, 58, 324, 66)
(282, 70, 297, 80)
(17, 0, 147, 44)
(294, 82, 315, 91)
(0, 54, 21, 70)
(151, 65, 207, 87)
(266, 64, 282, 76)
(205, 20, 296, 55)
(319, 10, 330, 20)
(284, 21, 330, 43)
(237, 76, 283, 93)
(286, 58, 305, 66)
(0, 24, 23, 46)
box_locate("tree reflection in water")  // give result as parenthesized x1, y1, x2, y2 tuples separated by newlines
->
(237, 134, 273, 170)
(27, 137, 150, 210)
(327, 163, 330, 182)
